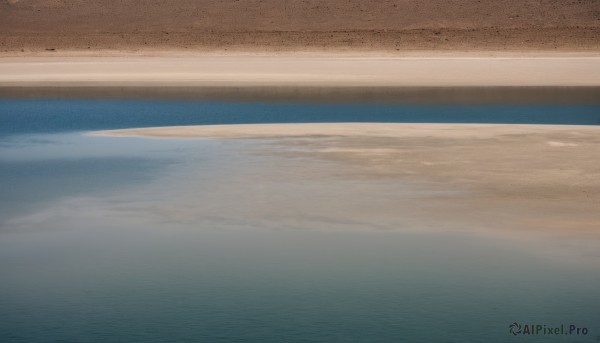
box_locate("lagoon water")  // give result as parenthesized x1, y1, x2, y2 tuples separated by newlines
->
(1, 92, 599, 342)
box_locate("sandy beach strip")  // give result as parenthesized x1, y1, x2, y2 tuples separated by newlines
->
(2, 55, 600, 87)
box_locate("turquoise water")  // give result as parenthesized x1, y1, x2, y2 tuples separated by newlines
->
(1, 99, 600, 137)
(1, 96, 599, 342)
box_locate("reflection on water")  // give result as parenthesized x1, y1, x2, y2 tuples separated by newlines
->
(3, 86, 600, 104)
(1, 132, 599, 342)
(2, 222, 599, 342)
(1, 93, 599, 342)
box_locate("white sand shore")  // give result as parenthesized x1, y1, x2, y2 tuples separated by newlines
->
(2, 56, 600, 87)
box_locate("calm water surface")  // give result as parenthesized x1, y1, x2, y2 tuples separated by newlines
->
(1, 92, 599, 342)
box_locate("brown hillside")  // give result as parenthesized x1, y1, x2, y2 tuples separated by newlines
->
(1, 0, 599, 52)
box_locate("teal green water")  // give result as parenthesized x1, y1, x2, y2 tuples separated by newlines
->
(1, 98, 599, 342)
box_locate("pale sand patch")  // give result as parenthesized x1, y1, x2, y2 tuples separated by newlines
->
(94, 123, 600, 238)
(547, 141, 579, 147)
(2, 56, 600, 86)
(93, 123, 600, 139)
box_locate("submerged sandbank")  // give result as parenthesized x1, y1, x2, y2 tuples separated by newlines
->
(94, 123, 600, 236)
